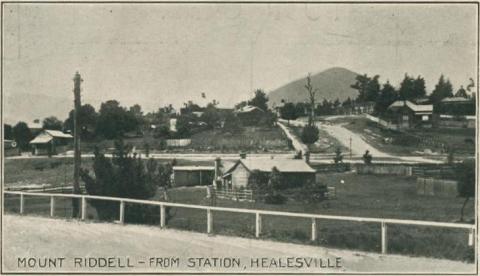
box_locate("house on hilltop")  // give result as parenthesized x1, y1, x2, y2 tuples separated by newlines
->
(386, 100, 433, 129)
(29, 130, 73, 156)
(235, 105, 265, 126)
(220, 158, 315, 190)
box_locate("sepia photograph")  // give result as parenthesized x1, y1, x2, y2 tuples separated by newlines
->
(1, 2, 478, 274)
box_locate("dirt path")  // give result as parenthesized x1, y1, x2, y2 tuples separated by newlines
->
(3, 215, 474, 273)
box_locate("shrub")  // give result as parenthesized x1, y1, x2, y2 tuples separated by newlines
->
(80, 140, 173, 223)
(301, 125, 319, 145)
(264, 193, 287, 204)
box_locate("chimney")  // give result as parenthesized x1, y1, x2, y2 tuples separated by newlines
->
(240, 152, 247, 159)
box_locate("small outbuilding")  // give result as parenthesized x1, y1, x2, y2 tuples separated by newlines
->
(173, 166, 215, 187)
(221, 158, 316, 190)
(29, 130, 73, 156)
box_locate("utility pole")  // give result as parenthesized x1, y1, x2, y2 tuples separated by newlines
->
(349, 137, 352, 159)
(72, 72, 83, 218)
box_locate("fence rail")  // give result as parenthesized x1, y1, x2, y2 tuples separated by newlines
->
(3, 191, 475, 255)
(213, 189, 253, 202)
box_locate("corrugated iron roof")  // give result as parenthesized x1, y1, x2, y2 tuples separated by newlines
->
(225, 158, 315, 174)
(388, 100, 433, 113)
(29, 133, 53, 144)
(44, 130, 73, 138)
(173, 166, 215, 171)
(236, 105, 265, 113)
(441, 97, 472, 103)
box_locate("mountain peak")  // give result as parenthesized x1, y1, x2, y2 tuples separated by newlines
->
(269, 67, 360, 106)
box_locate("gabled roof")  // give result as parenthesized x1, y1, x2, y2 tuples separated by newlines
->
(44, 130, 73, 138)
(29, 130, 72, 144)
(224, 158, 315, 174)
(388, 100, 433, 113)
(236, 105, 265, 113)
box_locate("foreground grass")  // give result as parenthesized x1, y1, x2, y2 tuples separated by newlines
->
(4, 158, 475, 262)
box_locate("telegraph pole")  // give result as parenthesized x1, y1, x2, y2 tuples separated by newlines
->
(72, 72, 83, 218)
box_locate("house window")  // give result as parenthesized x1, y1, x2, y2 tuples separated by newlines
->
(422, 115, 429, 121)
(402, 115, 409, 121)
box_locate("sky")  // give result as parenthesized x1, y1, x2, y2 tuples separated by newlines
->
(2, 3, 478, 118)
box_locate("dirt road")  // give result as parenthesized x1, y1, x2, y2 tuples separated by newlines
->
(3, 215, 474, 273)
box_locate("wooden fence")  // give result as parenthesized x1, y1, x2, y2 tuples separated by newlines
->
(3, 191, 475, 255)
(213, 188, 254, 202)
(166, 139, 192, 147)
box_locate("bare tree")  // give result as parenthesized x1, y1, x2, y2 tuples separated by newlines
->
(304, 73, 319, 126)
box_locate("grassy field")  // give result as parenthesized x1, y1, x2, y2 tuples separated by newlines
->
(3, 158, 213, 188)
(185, 126, 291, 153)
(80, 125, 292, 154)
(330, 117, 475, 157)
(4, 169, 474, 262)
(289, 125, 347, 154)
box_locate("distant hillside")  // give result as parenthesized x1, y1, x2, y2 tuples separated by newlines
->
(269, 67, 360, 106)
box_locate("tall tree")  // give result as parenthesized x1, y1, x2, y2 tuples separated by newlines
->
(374, 81, 398, 115)
(398, 74, 415, 100)
(430, 75, 453, 104)
(248, 89, 269, 111)
(456, 159, 475, 222)
(413, 76, 427, 98)
(96, 100, 140, 139)
(279, 102, 298, 124)
(13, 122, 33, 150)
(42, 116, 63, 130)
(4, 124, 13, 140)
(305, 73, 319, 126)
(64, 104, 98, 139)
(455, 86, 468, 98)
(351, 74, 380, 102)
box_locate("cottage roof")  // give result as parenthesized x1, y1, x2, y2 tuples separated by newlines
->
(441, 97, 472, 103)
(225, 158, 315, 174)
(236, 105, 265, 113)
(44, 130, 73, 138)
(29, 130, 73, 144)
(388, 100, 433, 114)
(173, 166, 215, 171)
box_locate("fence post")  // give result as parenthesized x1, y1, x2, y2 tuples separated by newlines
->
(381, 221, 388, 254)
(19, 193, 24, 214)
(255, 212, 262, 238)
(207, 209, 213, 234)
(468, 228, 475, 246)
(160, 205, 166, 228)
(81, 196, 86, 220)
(311, 218, 317, 241)
(119, 201, 125, 224)
(50, 196, 55, 217)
